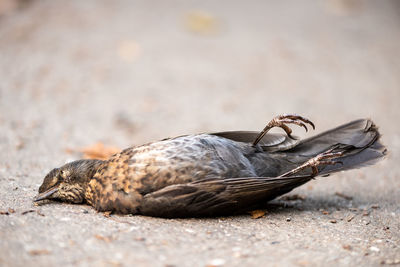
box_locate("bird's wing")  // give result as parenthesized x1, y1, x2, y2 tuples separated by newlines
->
(210, 131, 300, 152)
(139, 175, 311, 218)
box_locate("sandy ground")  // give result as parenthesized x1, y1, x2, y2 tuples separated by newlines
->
(0, 0, 399, 266)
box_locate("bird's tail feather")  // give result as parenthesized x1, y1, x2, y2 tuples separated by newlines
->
(283, 119, 386, 176)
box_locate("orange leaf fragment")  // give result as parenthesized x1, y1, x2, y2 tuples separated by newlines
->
(249, 210, 266, 219)
(103, 211, 112, 218)
(29, 249, 51, 256)
(185, 10, 218, 35)
(342, 244, 352, 250)
(95, 234, 112, 243)
(80, 142, 120, 160)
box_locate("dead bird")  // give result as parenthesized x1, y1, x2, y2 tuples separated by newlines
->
(34, 114, 386, 218)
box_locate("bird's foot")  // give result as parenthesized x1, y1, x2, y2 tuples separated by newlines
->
(252, 114, 315, 146)
(280, 148, 344, 177)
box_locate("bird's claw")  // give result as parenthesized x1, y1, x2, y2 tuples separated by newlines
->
(280, 148, 344, 178)
(272, 114, 315, 139)
(253, 114, 315, 146)
(306, 150, 344, 176)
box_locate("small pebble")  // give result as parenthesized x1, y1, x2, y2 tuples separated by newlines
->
(321, 210, 330, 215)
(286, 218, 291, 222)
(342, 244, 352, 250)
(134, 236, 145, 241)
(346, 214, 356, 222)
(381, 259, 400, 265)
(209, 258, 226, 266)
(369, 246, 379, 252)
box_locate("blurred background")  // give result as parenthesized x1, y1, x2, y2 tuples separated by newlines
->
(0, 0, 399, 266)
(1, 0, 399, 150)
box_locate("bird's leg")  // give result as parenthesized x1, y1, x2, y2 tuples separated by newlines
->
(279, 148, 344, 178)
(252, 114, 315, 146)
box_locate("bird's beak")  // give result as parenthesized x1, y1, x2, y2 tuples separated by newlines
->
(33, 187, 58, 202)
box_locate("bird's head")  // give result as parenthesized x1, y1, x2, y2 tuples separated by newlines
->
(34, 159, 103, 204)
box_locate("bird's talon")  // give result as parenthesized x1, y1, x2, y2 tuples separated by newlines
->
(252, 114, 315, 146)
(279, 147, 345, 177)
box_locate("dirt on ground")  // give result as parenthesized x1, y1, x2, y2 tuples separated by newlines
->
(0, 0, 399, 266)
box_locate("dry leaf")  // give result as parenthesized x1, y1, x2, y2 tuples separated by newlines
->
(29, 249, 51, 256)
(103, 211, 112, 218)
(342, 244, 352, 250)
(249, 210, 265, 219)
(0, 210, 9, 215)
(95, 234, 112, 243)
(320, 209, 330, 215)
(185, 11, 218, 35)
(80, 142, 120, 160)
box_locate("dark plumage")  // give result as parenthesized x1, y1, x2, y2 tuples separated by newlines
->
(34, 115, 386, 218)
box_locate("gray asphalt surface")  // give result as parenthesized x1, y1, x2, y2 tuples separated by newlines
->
(0, 0, 399, 266)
